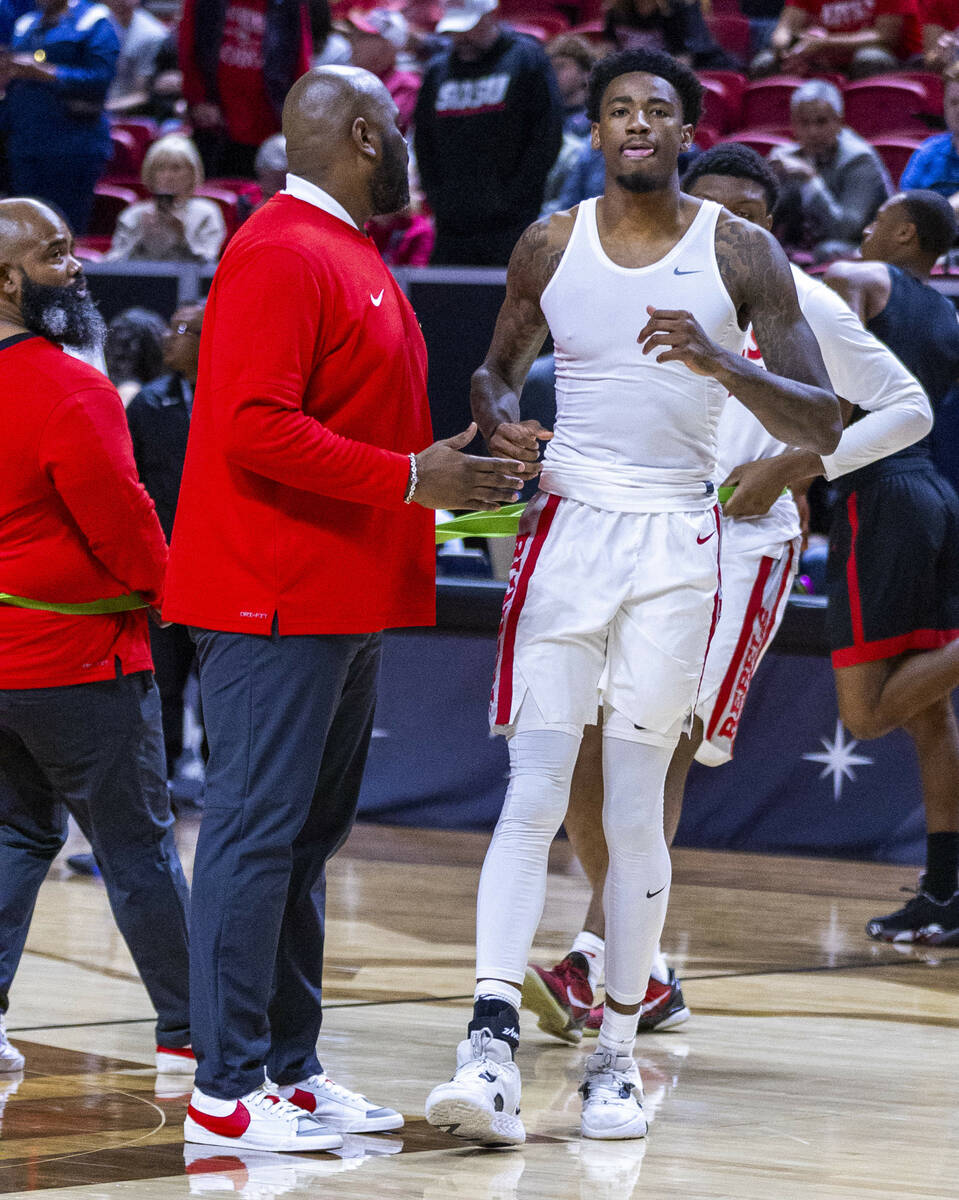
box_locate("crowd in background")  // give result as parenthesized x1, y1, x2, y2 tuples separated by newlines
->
(2, 0, 959, 270)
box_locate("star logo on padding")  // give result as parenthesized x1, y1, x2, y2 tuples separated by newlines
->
(802, 719, 873, 802)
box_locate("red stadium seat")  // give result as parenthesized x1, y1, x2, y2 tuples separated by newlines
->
(104, 128, 140, 179)
(195, 185, 240, 236)
(693, 124, 721, 149)
(885, 71, 945, 115)
(499, 3, 570, 38)
(705, 15, 750, 63)
(870, 135, 924, 185)
(698, 70, 747, 125)
(719, 130, 793, 157)
(568, 19, 606, 43)
(110, 117, 159, 164)
(88, 185, 138, 238)
(741, 75, 806, 131)
(73, 239, 107, 260)
(842, 78, 929, 138)
(700, 77, 735, 133)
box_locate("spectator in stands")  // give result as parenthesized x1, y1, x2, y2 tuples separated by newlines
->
(760, 0, 922, 76)
(901, 67, 959, 204)
(127, 302, 205, 781)
(178, 0, 312, 178)
(741, 0, 787, 57)
(105, 0, 167, 114)
(144, 33, 186, 126)
(104, 306, 167, 406)
(238, 132, 288, 221)
(1, 0, 119, 234)
(344, 8, 420, 134)
(768, 79, 892, 258)
(921, 0, 959, 68)
(540, 34, 594, 216)
(106, 133, 227, 262)
(602, 0, 737, 68)
(414, 0, 563, 265)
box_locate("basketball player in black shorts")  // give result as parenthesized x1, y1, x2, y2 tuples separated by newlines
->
(818, 191, 959, 942)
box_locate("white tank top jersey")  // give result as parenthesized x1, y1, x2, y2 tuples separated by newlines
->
(539, 196, 747, 513)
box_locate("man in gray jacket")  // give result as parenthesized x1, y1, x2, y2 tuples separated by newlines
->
(768, 79, 892, 259)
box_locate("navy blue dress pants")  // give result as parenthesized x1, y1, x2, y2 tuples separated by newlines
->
(189, 626, 382, 1099)
(0, 672, 191, 1046)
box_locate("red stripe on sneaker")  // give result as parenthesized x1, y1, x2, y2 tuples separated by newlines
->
(706, 551, 773, 742)
(289, 1087, 317, 1113)
(491, 493, 560, 726)
(186, 1101, 251, 1138)
(157, 1045, 195, 1060)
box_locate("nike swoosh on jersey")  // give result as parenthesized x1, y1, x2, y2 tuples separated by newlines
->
(673, 268, 701, 276)
(370, 290, 384, 306)
(646, 884, 667, 898)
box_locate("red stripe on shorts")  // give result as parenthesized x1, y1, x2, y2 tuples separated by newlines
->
(845, 492, 865, 647)
(492, 493, 561, 726)
(706, 551, 774, 742)
(696, 504, 723, 715)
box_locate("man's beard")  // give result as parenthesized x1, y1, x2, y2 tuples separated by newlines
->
(615, 171, 664, 194)
(370, 135, 411, 216)
(18, 271, 106, 351)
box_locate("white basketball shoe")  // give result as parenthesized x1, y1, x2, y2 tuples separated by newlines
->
(184, 1082, 343, 1152)
(277, 1073, 403, 1132)
(579, 1048, 647, 1140)
(425, 1029, 525, 1146)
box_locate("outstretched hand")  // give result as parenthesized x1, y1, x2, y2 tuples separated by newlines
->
(489, 419, 552, 479)
(637, 306, 729, 377)
(414, 422, 527, 512)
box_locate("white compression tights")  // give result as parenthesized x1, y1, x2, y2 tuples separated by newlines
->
(476, 703, 675, 1008)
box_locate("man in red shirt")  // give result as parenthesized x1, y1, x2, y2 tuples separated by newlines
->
(766, 0, 922, 75)
(166, 65, 527, 1153)
(0, 199, 192, 1078)
(178, 0, 312, 177)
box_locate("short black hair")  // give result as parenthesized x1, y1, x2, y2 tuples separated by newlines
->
(899, 188, 958, 258)
(681, 142, 781, 216)
(104, 306, 166, 386)
(586, 49, 703, 127)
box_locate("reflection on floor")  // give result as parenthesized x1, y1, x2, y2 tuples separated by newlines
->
(1, 823, 957, 1199)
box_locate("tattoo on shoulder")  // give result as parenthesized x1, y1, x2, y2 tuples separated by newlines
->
(714, 213, 795, 327)
(509, 214, 571, 300)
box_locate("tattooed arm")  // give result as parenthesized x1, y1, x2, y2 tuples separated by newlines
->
(471, 212, 572, 470)
(638, 211, 841, 453)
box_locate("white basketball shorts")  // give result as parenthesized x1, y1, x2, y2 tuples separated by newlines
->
(694, 521, 800, 766)
(489, 491, 722, 738)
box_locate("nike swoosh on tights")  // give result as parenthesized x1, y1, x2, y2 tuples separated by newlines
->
(646, 885, 667, 898)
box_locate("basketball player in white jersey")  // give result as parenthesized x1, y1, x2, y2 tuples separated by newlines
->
(523, 143, 932, 1047)
(424, 50, 842, 1146)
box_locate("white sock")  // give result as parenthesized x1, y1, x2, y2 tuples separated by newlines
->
(190, 1087, 243, 1114)
(597, 1005, 637, 1060)
(571, 930, 605, 993)
(474, 980, 522, 1011)
(650, 946, 670, 985)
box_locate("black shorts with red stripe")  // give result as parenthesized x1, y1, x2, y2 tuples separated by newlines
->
(826, 459, 959, 668)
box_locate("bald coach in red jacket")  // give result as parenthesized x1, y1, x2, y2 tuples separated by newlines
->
(166, 67, 527, 1153)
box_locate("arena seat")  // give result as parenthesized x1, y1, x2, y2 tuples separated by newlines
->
(741, 75, 807, 131)
(104, 128, 140, 180)
(88, 184, 138, 238)
(718, 130, 793, 156)
(884, 70, 945, 115)
(700, 77, 736, 133)
(842, 78, 929, 138)
(110, 117, 159, 164)
(870, 136, 923, 185)
(195, 185, 240, 236)
(705, 14, 751, 63)
(698, 69, 747, 125)
(567, 19, 606, 42)
(499, 2, 570, 38)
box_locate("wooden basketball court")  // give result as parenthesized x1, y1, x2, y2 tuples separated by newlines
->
(1, 819, 956, 1199)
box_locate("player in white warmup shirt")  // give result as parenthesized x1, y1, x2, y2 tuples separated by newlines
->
(523, 143, 933, 1045)
(424, 51, 842, 1146)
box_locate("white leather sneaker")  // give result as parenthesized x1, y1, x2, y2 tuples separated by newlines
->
(278, 1073, 403, 1132)
(156, 1044, 196, 1075)
(184, 1083, 343, 1152)
(425, 1029, 525, 1146)
(579, 1048, 647, 1140)
(0, 1013, 24, 1074)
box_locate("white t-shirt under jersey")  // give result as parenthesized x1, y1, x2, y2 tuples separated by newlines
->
(539, 197, 747, 513)
(717, 263, 931, 555)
